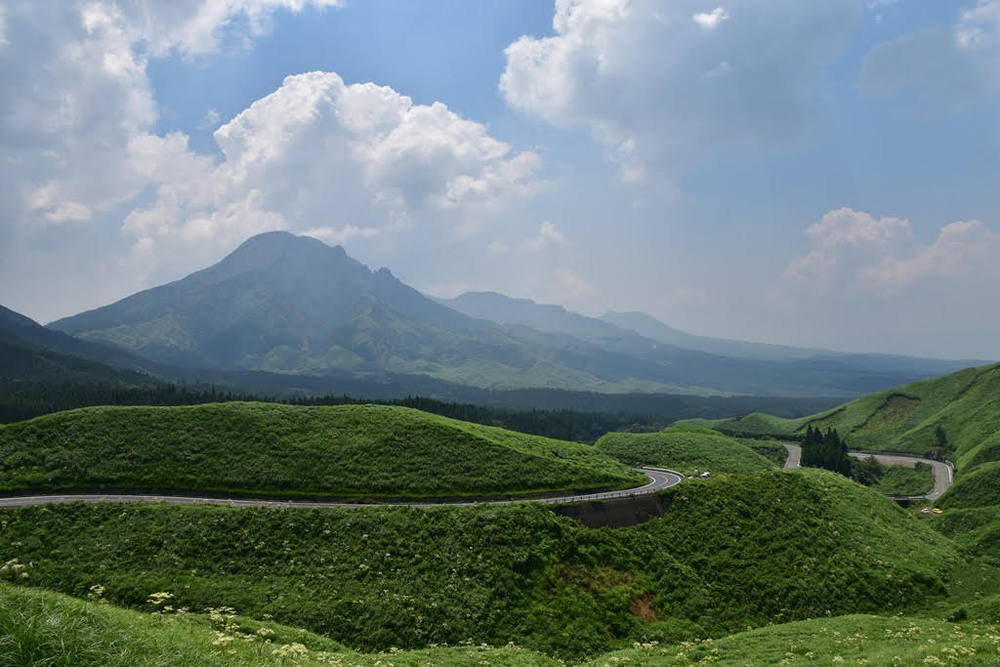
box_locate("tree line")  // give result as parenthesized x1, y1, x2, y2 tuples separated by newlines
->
(0, 381, 664, 443)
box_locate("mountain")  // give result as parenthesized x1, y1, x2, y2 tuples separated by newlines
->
(600, 310, 826, 361)
(439, 291, 629, 341)
(51, 232, 704, 394)
(48, 232, 979, 398)
(0, 304, 153, 386)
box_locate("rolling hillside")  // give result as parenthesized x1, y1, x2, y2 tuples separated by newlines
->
(0, 468, 957, 660)
(595, 424, 777, 475)
(686, 362, 1000, 561)
(7, 584, 1000, 667)
(0, 583, 556, 666)
(686, 363, 1000, 467)
(0, 305, 155, 386)
(0, 402, 643, 499)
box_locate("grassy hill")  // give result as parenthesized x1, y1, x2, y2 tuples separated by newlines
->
(685, 363, 1000, 566)
(685, 363, 1000, 465)
(0, 468, 957, 660)
(0, 583, 557, 666)
(581, 614, 1000, 665)
(595, 424, 777, 475)
(11, 584, 1000, 667)
(0, 402, 644, 499)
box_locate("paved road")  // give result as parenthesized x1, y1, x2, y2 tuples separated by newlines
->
(782, 443, 801, 469)
(782, 443, 953, 500)
(0, 467, 684, 510)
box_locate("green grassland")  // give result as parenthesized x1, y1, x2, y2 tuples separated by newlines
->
(0, 583, 559, 666)
(595, 425, 777, 475)
(739, 437, 789, 466)
(686, 363, 1000, 464)
(871, 461, 935, 497)
(11, 584, 1000, 667)
(0, 402, 644, 499)
(581, 614, 1000, 665)
(0, 468, 958, 661)
(687, 363, 1000, 510)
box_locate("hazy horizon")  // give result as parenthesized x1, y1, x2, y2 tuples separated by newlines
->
(2, 1, 999, 359)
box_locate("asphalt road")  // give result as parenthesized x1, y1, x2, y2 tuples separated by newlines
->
(0, 467, 684, 510)
(782, 443, 953, 500)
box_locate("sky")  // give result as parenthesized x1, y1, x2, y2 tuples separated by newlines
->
(1, 0, 999, 359)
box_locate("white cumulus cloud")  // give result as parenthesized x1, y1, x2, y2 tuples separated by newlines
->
(120, 71, 541, 277)
(501, 0, 862, 182)
(692, 7, 729, 30)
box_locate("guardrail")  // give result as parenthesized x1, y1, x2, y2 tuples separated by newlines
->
(536, 467, 683, 505)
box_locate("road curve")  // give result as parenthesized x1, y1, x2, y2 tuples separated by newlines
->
(782, 443, 953, 500)
(0, 467, 684, 510)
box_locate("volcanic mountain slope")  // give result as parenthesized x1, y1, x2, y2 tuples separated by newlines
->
(0, 304, 153, 386)
(440, 289, 978, 395)
(50, 233, 694, 394)
(49, 232, 977, 397)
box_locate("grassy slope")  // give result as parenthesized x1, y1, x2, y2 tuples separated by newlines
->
(684, 363, 1000, 585)
(0, 583, 557, 666)
(582, 614, 1000, 665)
(684, 363, 1000, 459)
(0, 402, 643, 499)
(873, 462, 934, 497)
(0, 469, 957, 660)
(595, 425, 777, 475)
(11, 584, 1000, 667)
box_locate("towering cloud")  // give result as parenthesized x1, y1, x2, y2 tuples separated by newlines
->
(500, 0, 862, 182)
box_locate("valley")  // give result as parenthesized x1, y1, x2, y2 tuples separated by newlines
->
(1, 235, 998, 664)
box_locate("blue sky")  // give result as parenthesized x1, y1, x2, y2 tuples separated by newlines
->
(1, 0, 999, 358)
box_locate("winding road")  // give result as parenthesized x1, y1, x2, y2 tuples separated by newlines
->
(782, 443, 953, 500)
(0, 445, 953, 510)
(0, 467, 684, 510)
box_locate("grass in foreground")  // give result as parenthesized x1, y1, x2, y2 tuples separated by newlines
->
(0, 402, 643, 499)
(595, 424, 777, 476)
(580, 614, 1000, 665)
(0, 582, 558, 666)
(7, 583, 1000, 665)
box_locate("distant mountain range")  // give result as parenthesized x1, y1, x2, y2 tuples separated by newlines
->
(0, 305, 153, 386)
(37, 231, 982, 398)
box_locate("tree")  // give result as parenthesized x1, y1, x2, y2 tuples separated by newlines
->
(801, 426, 852, 477)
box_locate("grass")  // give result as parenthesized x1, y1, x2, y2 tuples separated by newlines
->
(685, 363, 1000, 512)
(873, 461, 934, 497)
(0, 468, 960, 660)
(684, 363, 1000, 464)
(12, 583, 1000, 667)
(0, 582, 559, 666)
(0, 402, 644, 499)
(580, 614, 1000, 665)
(594, 424, 777, 476)
(739, 438, 789, 466)
(939, 464, 1000, 510)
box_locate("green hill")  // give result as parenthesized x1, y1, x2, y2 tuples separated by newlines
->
(581, 614, 1000, 665)
(595, 424, 777, 475)
(0, 583, 556, 666)
(0, 468, 957, 660)
(0, 402, 643, 499)
(687, 362, 1000, 472)
(685, 363, 1000, 563)
(9, 584, 1000, 667)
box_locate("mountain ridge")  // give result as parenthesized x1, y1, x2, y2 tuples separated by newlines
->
(47, 232, 982, 397)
